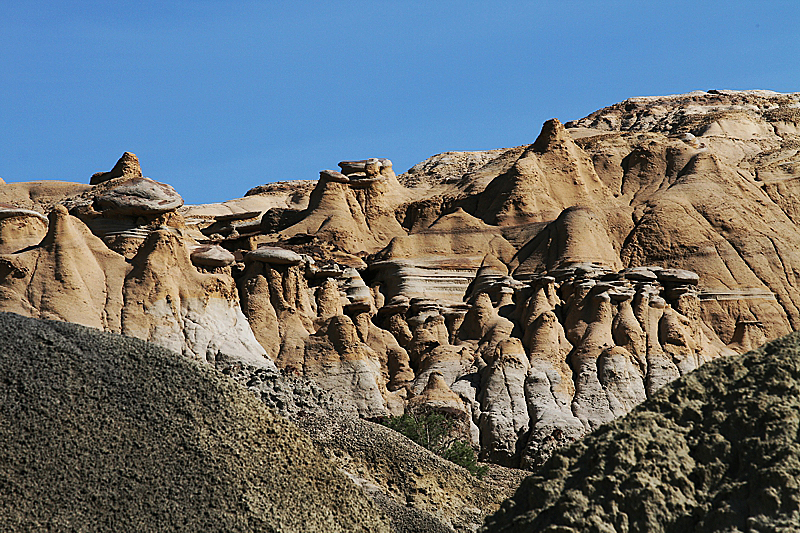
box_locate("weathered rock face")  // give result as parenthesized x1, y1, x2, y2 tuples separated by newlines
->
(481, 330, 800, 533)
(0, 205, 49, 253)
(0, 205, 131, 331)
(121, 229, 271, 369)
(1, 91, 799, 472)
(477, 118, 611, 226)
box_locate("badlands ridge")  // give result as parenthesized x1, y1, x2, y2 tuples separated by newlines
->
(2, 90, 800, 475)
(3, 89, 800, 530)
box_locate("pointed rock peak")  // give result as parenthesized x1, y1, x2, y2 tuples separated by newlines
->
(479, 254, 509, 276)
(423, 371, 451, 394)
(473, 291, 495, 310)
(40, 205, 123, 255)
(409, 370, 466, 417)
(50, 204, 68, 218)
(41, 205, 82, 247)
(427, 207, 495, 232)
(90, 152, 143, 185)
(494, 337, 529, 367)
(532, 118, 568, 153)
(327, 314, 360, 352)
(132, 229, 179, 260)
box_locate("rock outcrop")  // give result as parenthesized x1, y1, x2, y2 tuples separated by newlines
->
(90, 151, 143, 185)
(0, 163, 273, 371)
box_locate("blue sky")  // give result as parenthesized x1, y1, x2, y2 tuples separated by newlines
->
(1, 1, 798, 204)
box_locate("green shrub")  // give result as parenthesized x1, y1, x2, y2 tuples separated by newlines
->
(381, 412, 488, 478)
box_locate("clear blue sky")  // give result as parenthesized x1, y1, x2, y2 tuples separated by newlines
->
(2, 1, 798, 204)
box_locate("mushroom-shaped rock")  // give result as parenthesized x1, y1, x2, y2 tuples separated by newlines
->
(338, 158, 393, 176)
(656, 268, 700, 285)
(319, 169, 350, 183)
(190, 244, 235, 268)
(650, 296, 668, 309)
(608, 288, 636, 302)
(246, 246, 303, 265)
(90, 152, 143, 185)
(621, 266, 659, 282)
(94, 177, 184, 215)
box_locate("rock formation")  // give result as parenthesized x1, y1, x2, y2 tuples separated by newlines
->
(481, 329, 800, 533)
(0, 174, 272, 372)
(2, 90, 800, 470)
(0, 312, 391, 533)
(90, 151, 143, 185)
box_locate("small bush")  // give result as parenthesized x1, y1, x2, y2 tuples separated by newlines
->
(381, 412, 488, 478)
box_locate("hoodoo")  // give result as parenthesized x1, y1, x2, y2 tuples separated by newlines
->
(1, 90, 799, 473)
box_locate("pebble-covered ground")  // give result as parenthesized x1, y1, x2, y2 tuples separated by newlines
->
(0, 312, 391, 533)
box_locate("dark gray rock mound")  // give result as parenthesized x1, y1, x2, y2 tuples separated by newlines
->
(482, 332, 800, 532)
(0, 312, 390, 533)
(220, 361, 339, 417)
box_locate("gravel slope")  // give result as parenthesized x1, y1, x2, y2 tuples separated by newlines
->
(0, 312, 391, 533)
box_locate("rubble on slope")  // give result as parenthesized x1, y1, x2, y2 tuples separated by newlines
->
(0, 312, 392, 533)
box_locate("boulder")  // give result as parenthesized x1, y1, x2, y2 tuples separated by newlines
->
(190, 244, 235, 267)
(94, 177, 184, 215)
(246, 246, 303, 265)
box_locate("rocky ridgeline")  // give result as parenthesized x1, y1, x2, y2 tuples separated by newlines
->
(1, 91, 800, 473)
